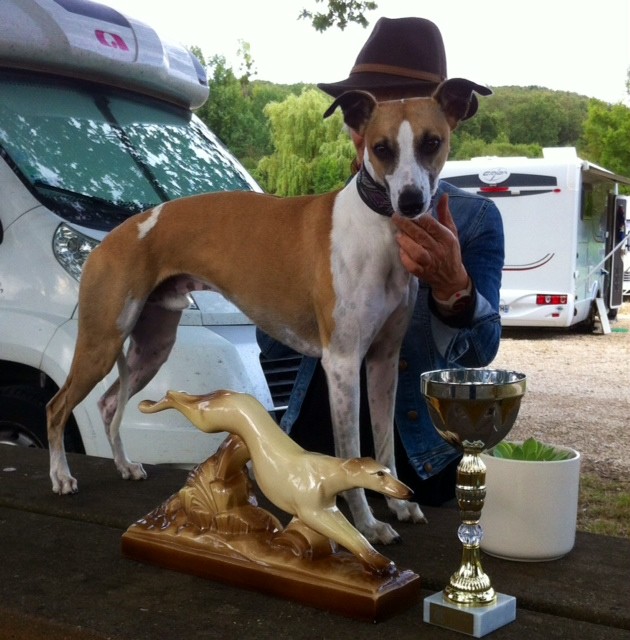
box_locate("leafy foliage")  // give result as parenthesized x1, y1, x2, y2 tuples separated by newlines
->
(193, 47, 304, 173)
(490, 437, 575, 461)
(451, 136, 542, 161)
(581, 100, 630, 180)
(191, 44, 630, 195)
(256, 89, 355, 195)
(299, 0, 378, 31)
(449, 86, 590, 159)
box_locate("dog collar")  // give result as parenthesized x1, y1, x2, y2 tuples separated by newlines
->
(355, 167, 394, 217)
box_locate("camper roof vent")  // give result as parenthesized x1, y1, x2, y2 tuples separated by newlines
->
(542, 148, 579, 160)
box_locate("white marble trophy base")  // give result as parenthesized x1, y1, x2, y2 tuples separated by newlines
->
(423, 591, 516, 637)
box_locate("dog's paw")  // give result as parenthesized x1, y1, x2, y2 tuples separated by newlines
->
(51, 472, 78, 495)
(118, 461, 148, 481)
(361, 519, 403, 545)
(387, 498, 428, 524)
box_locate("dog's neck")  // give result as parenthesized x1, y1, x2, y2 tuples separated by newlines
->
(355, 166, 394, 217)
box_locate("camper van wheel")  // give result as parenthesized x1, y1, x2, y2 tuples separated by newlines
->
(0, 385, 83, 452)
(574, 301, 597, 334)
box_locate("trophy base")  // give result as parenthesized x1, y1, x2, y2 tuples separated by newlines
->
(423, 591, 516, 637)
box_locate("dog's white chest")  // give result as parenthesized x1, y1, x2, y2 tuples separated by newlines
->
(329, 189, 412, 348)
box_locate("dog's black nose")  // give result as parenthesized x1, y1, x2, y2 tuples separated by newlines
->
(397, 188, 425, 218)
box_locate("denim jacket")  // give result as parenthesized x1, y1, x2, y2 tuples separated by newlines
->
(257, 180, 504, 481)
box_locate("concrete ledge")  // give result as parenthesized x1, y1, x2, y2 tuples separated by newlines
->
(1, 446, 629, 639)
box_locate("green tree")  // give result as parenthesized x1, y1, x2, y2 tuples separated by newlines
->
(451, 135, 541, 160)
(193, 45, 305, 171)
(256, 89, 355, 195)
(581, 100, 630, 178)
(454, 109, 503, 145)
(448, 86, 592, 160)
(191, 39, 625, 187)
(554, 92, 589, 146)
(504, 96, 562, 147)
(300, 0, 377, 30)
(472, 87, 589, 149)
(195, 53, 250, 151)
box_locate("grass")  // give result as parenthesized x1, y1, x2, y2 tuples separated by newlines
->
(577, 472, 630, 538)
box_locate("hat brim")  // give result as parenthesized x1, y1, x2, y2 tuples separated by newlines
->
(317, 75, 480, 120)
(317, 74, 437, 97)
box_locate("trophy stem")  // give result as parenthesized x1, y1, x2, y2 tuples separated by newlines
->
(444, 450, 496, 607)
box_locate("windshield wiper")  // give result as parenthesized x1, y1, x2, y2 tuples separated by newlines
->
(94, 95, 170, 202)
(33, 181, 156, 230)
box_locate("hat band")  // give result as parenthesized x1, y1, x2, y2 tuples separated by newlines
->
(351, 63, 444, 84)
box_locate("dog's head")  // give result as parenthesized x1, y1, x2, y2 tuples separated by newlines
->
(324, 79, 492, 218)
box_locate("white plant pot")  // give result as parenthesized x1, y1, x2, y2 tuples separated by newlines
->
(479, 444, 581, 562)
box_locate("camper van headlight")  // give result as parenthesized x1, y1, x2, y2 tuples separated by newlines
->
(53, 223, 100, 281)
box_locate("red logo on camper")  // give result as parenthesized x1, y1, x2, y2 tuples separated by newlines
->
(95, 30, 129, 51)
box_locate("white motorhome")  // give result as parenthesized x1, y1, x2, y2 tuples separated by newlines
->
(441, 148, 630, 329)
(622, 195, 630, 298)
(0, 0, 279, 461)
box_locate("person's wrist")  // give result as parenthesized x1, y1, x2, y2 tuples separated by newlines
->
(431, 274, 471, 307)
(432, 277, 473, 315)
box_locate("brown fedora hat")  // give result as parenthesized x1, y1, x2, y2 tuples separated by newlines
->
(318, 17, 484, 119)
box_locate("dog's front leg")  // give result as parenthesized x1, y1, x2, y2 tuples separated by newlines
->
(366, 335, 427, 526)
(322, 350, 402, 545)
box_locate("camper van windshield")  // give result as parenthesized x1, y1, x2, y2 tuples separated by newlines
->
(0, 71, 256, 230)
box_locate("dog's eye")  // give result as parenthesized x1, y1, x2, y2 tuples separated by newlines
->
(372, 142, 394, 162)
(419, 137, 441, 155)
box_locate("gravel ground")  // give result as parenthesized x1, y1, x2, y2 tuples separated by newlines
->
(490, 302, 630, 482)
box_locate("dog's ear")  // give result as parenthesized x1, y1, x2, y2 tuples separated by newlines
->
(433, 78, 492, 128)
(322, 90, 377, 134)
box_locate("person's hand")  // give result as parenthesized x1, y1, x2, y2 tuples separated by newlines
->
(392, 194, 469, 300)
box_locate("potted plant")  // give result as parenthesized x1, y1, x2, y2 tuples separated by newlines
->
(479, 438, 581, 562)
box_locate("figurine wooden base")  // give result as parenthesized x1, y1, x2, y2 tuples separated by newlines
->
(122, 526, 420, 621)
(122, 433, 420, 621)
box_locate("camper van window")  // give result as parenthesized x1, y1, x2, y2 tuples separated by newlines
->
(582, 184, 593, 220)
(0, 71, 254, 231)
(583, 182, 610, 242)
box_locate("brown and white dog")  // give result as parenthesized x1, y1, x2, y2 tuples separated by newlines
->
(47, 78, 490, 544)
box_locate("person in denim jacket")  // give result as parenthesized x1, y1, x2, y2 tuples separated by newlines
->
(258, 17, 504, 506)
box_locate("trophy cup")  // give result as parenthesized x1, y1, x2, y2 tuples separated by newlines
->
(420, 368, 526, 637)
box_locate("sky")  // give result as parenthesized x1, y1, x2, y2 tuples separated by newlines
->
(107, 0, 630, 104)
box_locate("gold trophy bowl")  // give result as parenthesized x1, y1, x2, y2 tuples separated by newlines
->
(420, 368, 526, 637)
